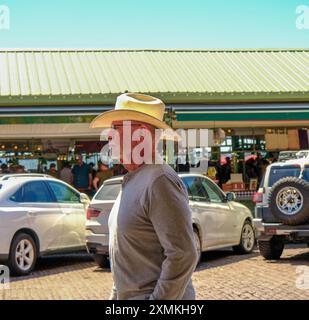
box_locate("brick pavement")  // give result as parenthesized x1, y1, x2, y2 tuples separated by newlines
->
(1, 245, 309, 300)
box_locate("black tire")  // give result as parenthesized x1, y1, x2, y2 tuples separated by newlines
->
(9, 233, 37, 276)
(269, 177, 309, 226)
(258, 238, 284, 260)
(233, 221, 255, 254)
(193, 229, 202, 266)
(93, 254, 110, 268)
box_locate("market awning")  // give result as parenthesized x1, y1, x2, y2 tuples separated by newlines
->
(0, 49, 308, 106)
(1, 103, 309, 132)
(173, 103, 309, 128)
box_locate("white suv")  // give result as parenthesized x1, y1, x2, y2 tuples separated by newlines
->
(254, 159, 309, 259)
(0, 174, 89, 275)
(86, 174, 255, 268)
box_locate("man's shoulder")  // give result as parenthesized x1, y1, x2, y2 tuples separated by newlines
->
(146, 164, 188, 199)
(146, 164, 182, 184)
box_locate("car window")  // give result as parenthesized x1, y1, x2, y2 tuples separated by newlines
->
(95, 183, 122, 201)
(268, 166, 301, 187)
(10, 181, 53, 203)
(201, 178, 224, 203)
(47, 181, 80, 203)
(10, 186, 24, 202)
(303, 166, 309, 182)
(182, 177, 209, 202)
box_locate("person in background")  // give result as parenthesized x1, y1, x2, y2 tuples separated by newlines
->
(221, 157, 232, 184)
(9, 164, 26, 174)
(72, 155, 93, 194)
(256, 156, 269, 185)
(112, 163, 128, 176)
(88, 162, 97, 180)
(48, 163, 58, 178)
(93, 161, 113, 191)
(60, 161, 73, 185)
(1, 163, 10, 174)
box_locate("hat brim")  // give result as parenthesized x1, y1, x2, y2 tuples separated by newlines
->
(90, 109, 180, 141)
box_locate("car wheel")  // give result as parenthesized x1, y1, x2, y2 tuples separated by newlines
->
(93, 254, 110, 268)
(269, 177, 309, 225)
(9, 233, 37, 276)
(258, 237, 284, 260)
(193, 229, 202, 265)
(233, 221, 255, 254)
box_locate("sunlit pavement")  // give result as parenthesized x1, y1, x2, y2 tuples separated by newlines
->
(2, 245, 309, 300)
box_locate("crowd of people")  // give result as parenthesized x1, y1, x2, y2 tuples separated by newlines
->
(0, 155, 127, 197)
(46, 155, 128, 196)
(0, 152, 277, 194)
(211, 153, 277, 188)
(176, 152, 278, 190)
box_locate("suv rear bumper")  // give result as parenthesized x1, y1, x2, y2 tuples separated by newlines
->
(253, 218, 309, 239)
(86, 242, 109, 255)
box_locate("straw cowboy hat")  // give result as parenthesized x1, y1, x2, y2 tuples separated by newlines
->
(90, 93, 179, 140)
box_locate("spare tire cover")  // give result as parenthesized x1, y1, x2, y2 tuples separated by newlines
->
(268, 177, 309, 226)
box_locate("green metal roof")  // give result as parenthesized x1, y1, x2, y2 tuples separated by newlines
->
(0, 49, 308, 106)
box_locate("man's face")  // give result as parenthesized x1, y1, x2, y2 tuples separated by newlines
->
(76, 157, 83, 166)
(110, 120, 156, 171)
(99, 163, 109, 171)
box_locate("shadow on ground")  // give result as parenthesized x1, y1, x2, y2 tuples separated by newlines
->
(9, 252, 99, 283)
(266, 244, 309, 266)
(196, 247, 260, 272)
(10, 244, 309, 281)
(195, 244, 309, 272)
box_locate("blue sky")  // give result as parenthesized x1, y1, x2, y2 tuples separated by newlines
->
(0, 0, 308, 48)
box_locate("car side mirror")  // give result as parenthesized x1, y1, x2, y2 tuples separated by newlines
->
(80, 193, 90, 204)
(225, 192, 236, 202)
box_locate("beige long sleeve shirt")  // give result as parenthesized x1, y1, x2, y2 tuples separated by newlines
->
(108, 163, 198, 300)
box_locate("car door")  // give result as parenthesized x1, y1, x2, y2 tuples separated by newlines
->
(182, 176, 218, 249)
(15, 180, 64, 252)
(201, 177, 236, 245)
(47, 180, 86, 249)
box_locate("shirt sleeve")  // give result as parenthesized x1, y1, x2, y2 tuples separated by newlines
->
(109, 283, 118, 300)
(147, 174, 198, 300)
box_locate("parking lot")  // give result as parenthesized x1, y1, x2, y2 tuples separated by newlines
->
(2, 244, 309, 300)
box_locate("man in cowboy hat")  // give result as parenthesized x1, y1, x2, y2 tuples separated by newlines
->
(91, 93, 198, 300)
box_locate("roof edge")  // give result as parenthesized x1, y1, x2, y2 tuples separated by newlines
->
(0, 92, 308, 107)
(0, 48, 309, 53)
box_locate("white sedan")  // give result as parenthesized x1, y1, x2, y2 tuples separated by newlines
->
(0, 174, 89, 275)
(86, 174, 255, 268)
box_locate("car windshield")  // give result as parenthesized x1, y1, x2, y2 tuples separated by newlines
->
(95, 182, 121, 201)
(268, 166, 301, 187)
